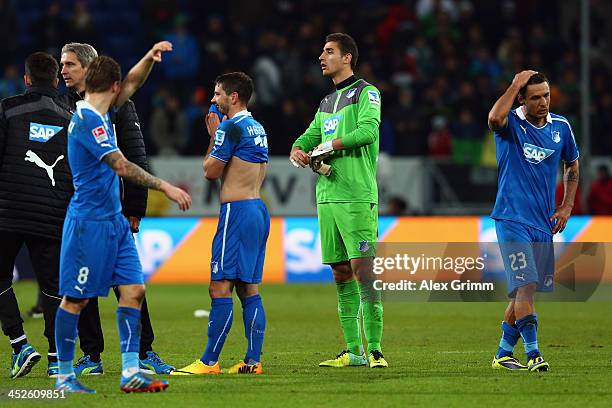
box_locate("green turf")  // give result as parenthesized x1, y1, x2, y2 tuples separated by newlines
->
(1, 281, 611, 407)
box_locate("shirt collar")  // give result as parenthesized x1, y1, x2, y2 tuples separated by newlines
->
(25, 85, 58, 98)
(69, 88, 85, 101)
(515, 106, 552, 124)
(335, 75, 358, 91)
(233, 110, 251, 118)
(76, 100, 108, 122)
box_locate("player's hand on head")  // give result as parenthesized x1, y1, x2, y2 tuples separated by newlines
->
(149, 41, 173, 62)
(550, 205, 572, 234)
(205, 112, 221, 137)
(290, 147, 310, 168)
(512, 70, 538, 88)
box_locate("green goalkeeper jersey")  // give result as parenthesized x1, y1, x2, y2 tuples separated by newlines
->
(292, 77, 381, 204)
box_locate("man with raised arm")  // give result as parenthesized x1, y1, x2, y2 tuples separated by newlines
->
(59, 42, 175, 377)
(54, 42, 191, 394)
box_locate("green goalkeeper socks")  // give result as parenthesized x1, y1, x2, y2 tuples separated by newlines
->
(335, 280, 363, 355)
(359, 282, 383, 354)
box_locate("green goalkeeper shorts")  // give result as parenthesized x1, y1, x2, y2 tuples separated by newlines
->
(317, 202, 378, 264)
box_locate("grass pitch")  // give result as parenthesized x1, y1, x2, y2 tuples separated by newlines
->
(1, 281, 611, 407)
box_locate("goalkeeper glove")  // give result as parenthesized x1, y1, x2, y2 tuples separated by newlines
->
(310, 140, 333, 159)
(310, 157, 331, 176)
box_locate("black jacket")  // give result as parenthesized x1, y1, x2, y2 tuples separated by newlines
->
(0, 86, 73, 239)
(58, 89, 149, 219)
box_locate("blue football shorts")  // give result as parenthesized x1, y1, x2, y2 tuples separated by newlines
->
(495, 219, 554, 298)
(210, 198, 270, 284)
(60, 213, 143, 298)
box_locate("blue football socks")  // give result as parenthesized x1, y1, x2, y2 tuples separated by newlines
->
(241, 294, 266, 364)
(117, 307, 141, 376)
(496, 321, 521, 358)
(201, 297, 233, 365)
(516, 314, 540, 358)
(55, 307, 80, 379)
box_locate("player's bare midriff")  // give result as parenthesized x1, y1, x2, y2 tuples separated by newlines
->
(220, 156, 267, 203)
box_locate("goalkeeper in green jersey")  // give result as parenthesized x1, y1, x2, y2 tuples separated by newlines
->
(290, 33, 387, 368)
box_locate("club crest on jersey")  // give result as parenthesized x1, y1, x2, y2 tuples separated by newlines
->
(346, 88, 357, 98)
(544, 275, 553, 287)
(323, 116, 341, 135)
(551, 130, 560, 143)
(523, 143, 555, 164)
(358, 240, 370, 253)
(29, 122, 63, 142)
(91, 126, 108, 143)
(214, 129, 225, 146)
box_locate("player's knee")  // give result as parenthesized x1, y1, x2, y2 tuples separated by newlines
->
(130, 285, 146, 303)
(118, 284, 145, 305)
(331, 263, 353, 283)
(332, 271, 353, 283)
(62, 296, 89, 311)
(236, 283, 258, 300)
(352, 258, 376, 282)
(209, 282, 231, 299)
(515, 283, 536, 300)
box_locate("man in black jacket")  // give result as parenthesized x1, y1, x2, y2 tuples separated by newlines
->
(58, 42, 174, 375)
(0, 52, 70, 378)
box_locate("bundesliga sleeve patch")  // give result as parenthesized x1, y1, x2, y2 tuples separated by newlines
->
(367, 90, 380, 105)
(92, 126, 109, 143)
(214, 129, 226, 146)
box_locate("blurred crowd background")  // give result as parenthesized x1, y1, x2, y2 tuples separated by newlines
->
(1, 0, 611, 214)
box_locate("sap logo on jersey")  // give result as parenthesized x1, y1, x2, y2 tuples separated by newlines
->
(29, 122, 63, 142)
(323, 116, 340, 135)
(523, 143, 555, 164)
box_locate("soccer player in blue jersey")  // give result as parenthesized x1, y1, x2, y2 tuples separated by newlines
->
(54, 42, 192, 394)
(488, 71, 579, 372)
(173, 72, 269, 376)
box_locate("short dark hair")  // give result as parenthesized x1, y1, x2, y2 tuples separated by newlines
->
(519, 72, 549, 98)
(215, 72, 254, 104)
(25, 52, 59, 86)
(85, 56, 121, 93)
(325, 33, 359, 70)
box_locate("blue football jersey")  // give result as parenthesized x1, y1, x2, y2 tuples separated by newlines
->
(66, 100, 121, 218)
(491, 107, 579, 234)
(209, 110, 268, 163)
